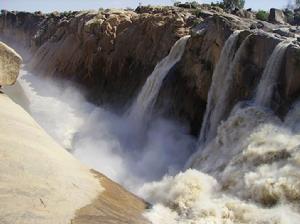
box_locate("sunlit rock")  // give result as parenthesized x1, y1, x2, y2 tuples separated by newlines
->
(0, 42, 22, 86)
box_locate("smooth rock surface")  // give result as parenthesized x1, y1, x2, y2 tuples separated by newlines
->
(0, 42, 22, 85)
(0, 92, 149, 224)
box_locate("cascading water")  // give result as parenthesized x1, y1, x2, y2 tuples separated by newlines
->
(188, 35, 291, 168)
(197, 31, 242, 146)
(142, 99, 300, 224)
(255, 41, 290, 107)
(128, 35, 190, 123)
(4, 66, 195, 191)
(141, 37, 300, 223)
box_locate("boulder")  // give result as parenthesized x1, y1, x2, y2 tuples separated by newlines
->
(273, 28, 296, 38)
(268, 8, 287, 24)
(233, 8, 254, 19)
(0, 42, 22, 86)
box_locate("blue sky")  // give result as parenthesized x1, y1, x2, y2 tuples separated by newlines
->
(0, 0, 291, 13)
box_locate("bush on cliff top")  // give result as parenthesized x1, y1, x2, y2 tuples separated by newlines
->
(223, 0, 245, 9)
(256, 10, 269, 21)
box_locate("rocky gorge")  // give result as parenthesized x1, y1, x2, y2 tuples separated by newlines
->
(1, 6, 300, 135)
(1, 3, 300, 224)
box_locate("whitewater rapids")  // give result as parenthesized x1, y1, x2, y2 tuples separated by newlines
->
(141, 101, 300, 224)
(140, 33, 300, 223)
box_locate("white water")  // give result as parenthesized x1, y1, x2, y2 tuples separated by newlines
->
(141, 99, 300, 224)
(4, 67, 195, 191)
(255, 41, 290, 107)
(198, 31, 243, 145)
(139, 37, 300, 223)
(128, 35, 190, 124)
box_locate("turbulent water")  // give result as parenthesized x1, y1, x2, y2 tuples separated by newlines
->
(141, 100, 300, 223)
(4, 66, 195, 191)
(198, 31, 241, 145)
(139, 35, 300, 223)
(129, 35, 190, 124)
(255, 41, 290, 107)
(4, 32, 300, 224)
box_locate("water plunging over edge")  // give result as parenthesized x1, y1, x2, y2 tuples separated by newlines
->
(128, 35, 190, 124)
(255, 41, 290, 107)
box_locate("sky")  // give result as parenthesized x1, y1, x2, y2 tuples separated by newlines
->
(0, 0, 292, 13)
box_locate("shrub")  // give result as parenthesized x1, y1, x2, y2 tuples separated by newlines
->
(256, 10, 269, 21)
(284, 8, 294, 24)
(211, 1, 225, 9)
(190, 1, 201, 8)
(223, 0, 245, 9)
(173, 1, 182, 7)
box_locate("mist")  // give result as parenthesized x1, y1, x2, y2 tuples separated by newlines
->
(4, 66, 196, 191)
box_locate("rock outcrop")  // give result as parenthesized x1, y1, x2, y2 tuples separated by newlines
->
(0, 9, 190, 107)
(268, 8, 287, 24)
(0, 92, 149, 224)
(0, 41, 22, 85)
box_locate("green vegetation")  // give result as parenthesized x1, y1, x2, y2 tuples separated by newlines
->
(61, 11, 72, 17)
(223, 0, 245, 9)
(173, 1, 181, 7)
(210, 1, 225, 9)
(173, 0, 245, 10)
(173, 1, 200, 8)
(284, 8, 294, 24)
(256, 10, 269, 21)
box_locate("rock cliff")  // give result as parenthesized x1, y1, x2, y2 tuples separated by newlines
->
(0, 6, 300, 135)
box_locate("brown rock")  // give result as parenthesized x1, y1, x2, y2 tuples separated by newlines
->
(268, 8, 287, 24)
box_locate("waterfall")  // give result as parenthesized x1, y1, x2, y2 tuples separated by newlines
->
(198, 31, 245, 145)
(187, 36, 291, 169)
(128, 35, 190, 123)
(255, 41, 290, 107)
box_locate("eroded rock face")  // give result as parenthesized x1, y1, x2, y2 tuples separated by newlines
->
(156, 14, 252, 134)
(0, 41, 22, 85)
(0, 7, 300, 136)
(0, 9, 191, 108)
(0, 10, 45, 49)
(268, 8, 287, 24)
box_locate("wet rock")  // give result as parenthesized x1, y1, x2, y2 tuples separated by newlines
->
(279, 44, 300, 109)
(156, 14, 251, 134)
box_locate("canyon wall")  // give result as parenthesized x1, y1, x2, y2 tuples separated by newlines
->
(1, 7, 300, 135)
